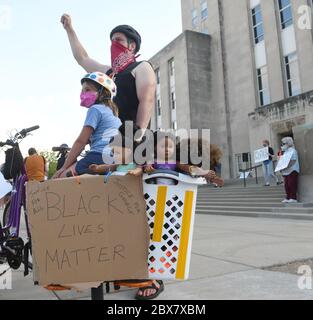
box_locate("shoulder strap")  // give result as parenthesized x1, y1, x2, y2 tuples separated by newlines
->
(125, 61, 143, 72)
(106, 61, 152, 76)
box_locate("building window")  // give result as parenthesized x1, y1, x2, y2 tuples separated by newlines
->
(251, 5, 264, 44)
(156, 98, 162, 128)
(168, 58, 176, 131)
(201, 1, 208, 20)
(157, 99, 161, 116)
(170, 92, 176, 110)
(284, 52, 301, 97)
(155, 69, 160, 85)
(172, 121, 177, 131)
(257, 66, 270, 106)
(155, 68, 162, 126)
(278, 0, 293, 29)
(192, 8, 198, 28)
(169, 59, 175, 77)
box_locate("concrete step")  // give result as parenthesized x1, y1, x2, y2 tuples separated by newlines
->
(196, 208, 313, 221)
(199, 185, 284, 190)
(197, 194, 285, 201)
(196, 198, 285, 202)
(198, 188, 284, 192)
(197, 195, 284, 199)
(199, 185, 284, 189)
(282, 203, 313, 208)
(196, 201, 285, 208)
(196, 205, 313, 214)
(197, 193, 285, 198)
(198, 189, 285, 194)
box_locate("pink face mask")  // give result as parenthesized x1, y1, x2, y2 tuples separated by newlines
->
(80, 92, 97, 108)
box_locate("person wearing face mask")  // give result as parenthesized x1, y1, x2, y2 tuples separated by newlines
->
(261, 140, 282, 187)
(60, 14, 156, 135)
(280, 137, 300, 203)
(53, 72, 121, 179)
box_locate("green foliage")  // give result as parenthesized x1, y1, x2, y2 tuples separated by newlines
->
(48, 161, 58, 179)
(39, 151, 58, 179)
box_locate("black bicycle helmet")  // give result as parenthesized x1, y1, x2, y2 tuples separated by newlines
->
(110, 25, 141, 53)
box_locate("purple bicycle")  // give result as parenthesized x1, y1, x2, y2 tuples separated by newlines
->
(0, 125, 39, 275)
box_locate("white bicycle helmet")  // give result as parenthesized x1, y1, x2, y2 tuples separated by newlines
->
(81, 72, 117, 98)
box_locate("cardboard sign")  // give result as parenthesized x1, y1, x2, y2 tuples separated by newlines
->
(26, 175, 149, 286)
(254, 147, 269, 164)
(275, 150, 293, 172)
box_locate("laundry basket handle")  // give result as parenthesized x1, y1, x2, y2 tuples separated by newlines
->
(148, 169, 179, 177)
(143, 169, 206, 185)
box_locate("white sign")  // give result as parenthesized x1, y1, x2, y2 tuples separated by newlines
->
(0, 172, 12, 200)
(239, 171, 251, 179)
(275, 151, 293, 172)
(254, 147, 269, 163)
(0, 264, 12, 290)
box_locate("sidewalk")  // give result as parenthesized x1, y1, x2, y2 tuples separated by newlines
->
(1, 213, 313, 300)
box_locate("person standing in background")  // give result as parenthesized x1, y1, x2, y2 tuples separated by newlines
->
(280, 137, 300, 203)
(262, 140, 282, 187)
(24, 148, 47, 182)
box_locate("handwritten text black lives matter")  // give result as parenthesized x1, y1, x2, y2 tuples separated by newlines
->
(27, 180, 142, 273)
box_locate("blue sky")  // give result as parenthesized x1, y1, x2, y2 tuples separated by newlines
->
(0, 0, 182, 162)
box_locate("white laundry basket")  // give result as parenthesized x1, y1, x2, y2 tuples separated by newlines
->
(143, 170, 206, 281)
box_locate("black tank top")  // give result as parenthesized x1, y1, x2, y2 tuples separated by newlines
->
(107, 61, 143, 124)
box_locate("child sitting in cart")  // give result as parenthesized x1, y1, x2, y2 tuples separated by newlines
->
(144, 131, 178, 185)
(89, 124, 143, 177)
(145, 131, 218, 184)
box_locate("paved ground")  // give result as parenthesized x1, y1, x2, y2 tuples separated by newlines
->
(1, 212, 313, 300)
(265, 258, 313, 275)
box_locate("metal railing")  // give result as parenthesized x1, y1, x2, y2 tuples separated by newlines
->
(239, 164, 262, 188)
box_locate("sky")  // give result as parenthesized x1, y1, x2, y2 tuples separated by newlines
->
(0, 0, 182, 163)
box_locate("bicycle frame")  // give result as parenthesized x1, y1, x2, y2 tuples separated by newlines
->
(0, 125, 39, 272)
(4, 167, 30, 238)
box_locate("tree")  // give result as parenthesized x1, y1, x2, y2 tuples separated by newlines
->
(39, 151, 58, 179)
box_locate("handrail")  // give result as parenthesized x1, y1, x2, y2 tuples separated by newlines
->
(239, 164, 262, 188)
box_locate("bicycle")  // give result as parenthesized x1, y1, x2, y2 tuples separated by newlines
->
(0, 125, 40, 276)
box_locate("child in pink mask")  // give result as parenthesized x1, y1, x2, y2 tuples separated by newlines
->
(53, 72, 121, 179)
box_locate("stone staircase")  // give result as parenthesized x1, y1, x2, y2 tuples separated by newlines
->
(196, 182, 313, 221)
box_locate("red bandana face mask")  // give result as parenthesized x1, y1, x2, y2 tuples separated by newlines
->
(111, 40, 138, 74)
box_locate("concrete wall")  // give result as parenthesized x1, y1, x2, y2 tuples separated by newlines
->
(149, 30, 232, 178)
(248, 90, 313, 166)
(292, 0, 313, 93)
(261, 0, 286, 102)
(221, 0, 257, 161)
(293, 123, 313, 203)
(149, 32, 191, 131)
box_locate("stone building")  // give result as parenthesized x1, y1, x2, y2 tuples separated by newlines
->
(149, 0, 313, 179)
